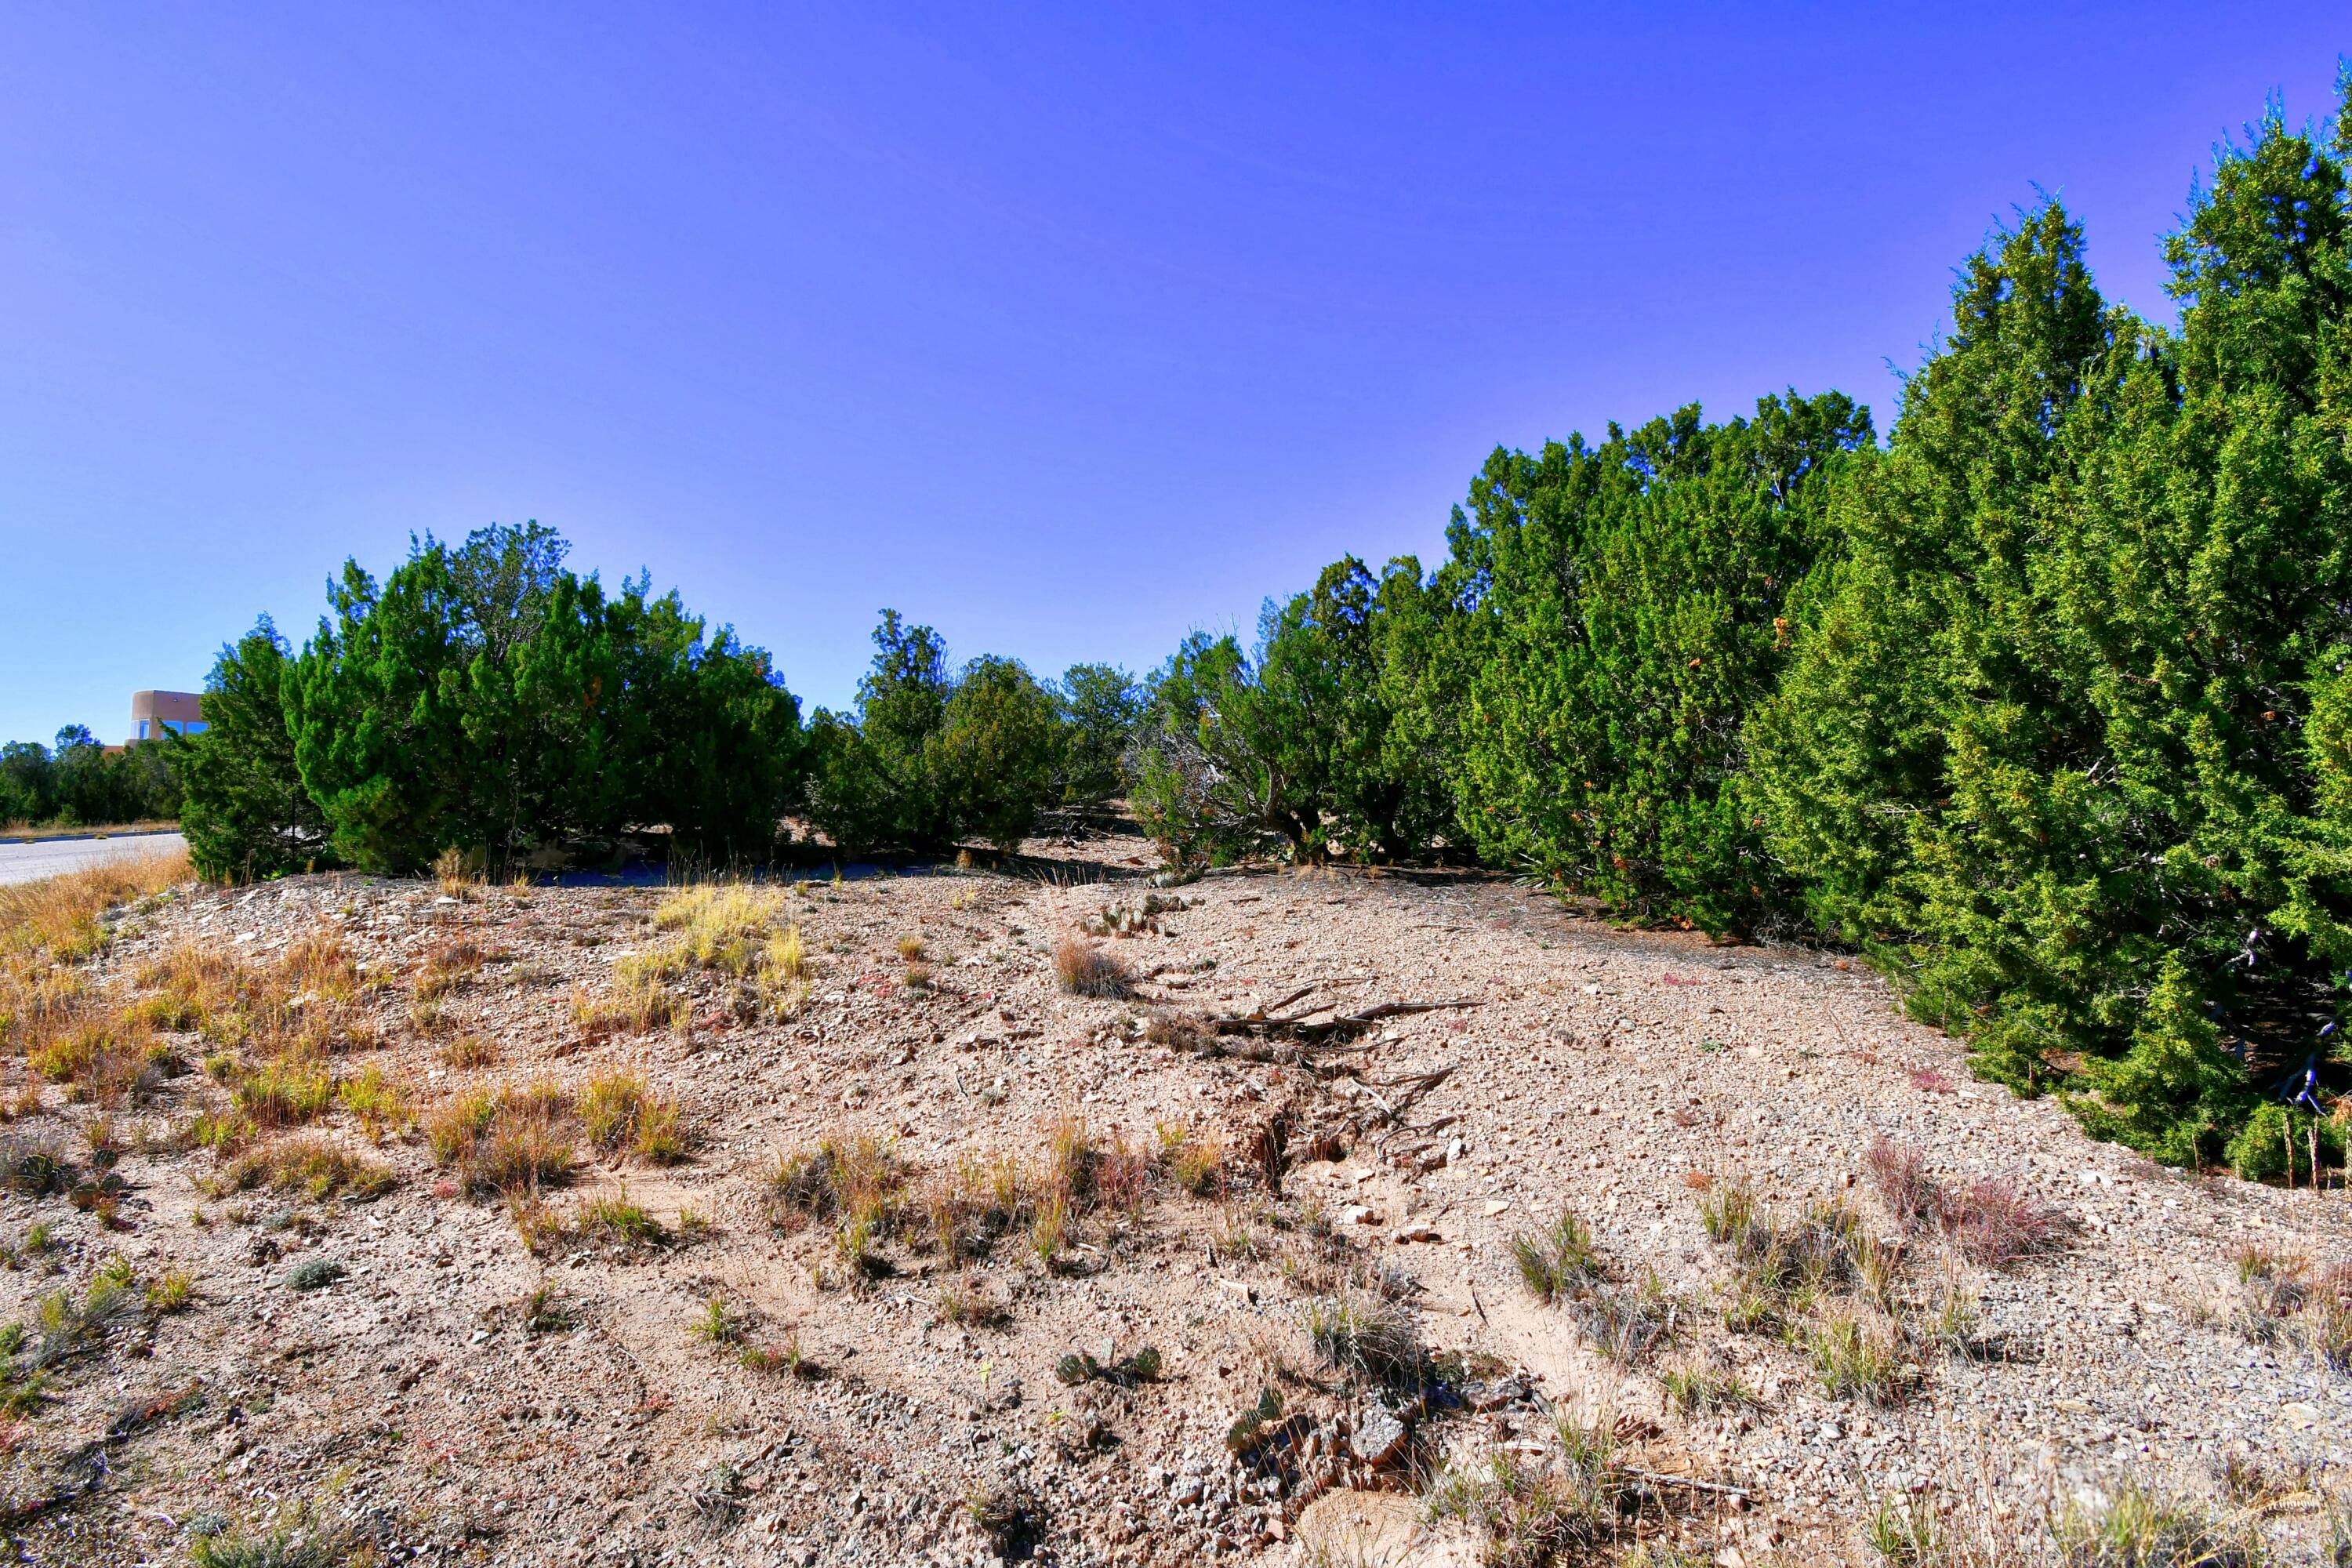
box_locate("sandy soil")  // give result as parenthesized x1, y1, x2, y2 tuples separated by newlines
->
(5, 833, 2350, 1566)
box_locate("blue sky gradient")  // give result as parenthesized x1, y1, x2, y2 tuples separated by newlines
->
(2, 4, 2345, 741)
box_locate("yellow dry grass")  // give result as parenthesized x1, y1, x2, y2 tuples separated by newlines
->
(0, 847, 190, 963)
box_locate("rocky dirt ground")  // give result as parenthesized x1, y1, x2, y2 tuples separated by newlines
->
(4, 832, 2351, 1566)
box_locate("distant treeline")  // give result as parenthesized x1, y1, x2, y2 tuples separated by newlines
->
(1117, 87, 2352, 1179)
(0, 728, 182, 829)
(176, 524, 1141, 887)
(162, 81, 2352, 1174)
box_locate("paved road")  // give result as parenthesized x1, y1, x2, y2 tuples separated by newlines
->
(0, 832, 187, 886)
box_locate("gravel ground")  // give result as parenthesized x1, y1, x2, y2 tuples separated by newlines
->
(3, 833, 2348, 1566)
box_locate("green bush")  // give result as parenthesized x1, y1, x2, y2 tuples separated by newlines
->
(1751, 98, 2352, 1163)
(1432, 392, 1870, 927)
(184, 524, 803, 877)
(180, 622, 332, 879)
(803, 612, 1061, 855)
(0, 726, 183, 829)
(938, 655, 1062, 851)
(1120, 71, 2352, 1171)
(1127, 557, 1447, 864)
(804, 612, 956, 855)
(1051, 663, 1142, 813)
(2225, 1100, 2346, 1185)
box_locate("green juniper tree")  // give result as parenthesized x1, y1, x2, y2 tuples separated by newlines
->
(803, 612, 1060, 856)
(1052, 663, 1142, 815)
(1752, 89, 2352, 1168)
(178, 621, 330, 879)
(1433, 392, 1871, 929)
(191, 523, 802, 877)
(1127, 557, 1448, 865)
(938, 655, 1062, 852)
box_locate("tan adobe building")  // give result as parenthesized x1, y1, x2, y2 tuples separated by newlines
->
(130, 691, 206, 743)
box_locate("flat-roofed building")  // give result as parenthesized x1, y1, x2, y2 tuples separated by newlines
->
(131, 691, 205, 743)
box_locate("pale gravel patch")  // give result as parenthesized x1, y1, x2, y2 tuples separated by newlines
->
(1, 833, 2343, 1565)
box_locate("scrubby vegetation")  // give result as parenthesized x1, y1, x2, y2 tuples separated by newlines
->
(0, 725, 183, 830)
(1118, 75, 2352, 1173)
(75, 69, 2352, 1179)
(173, 529, 1139, 880)
(182, 524, 806, 878)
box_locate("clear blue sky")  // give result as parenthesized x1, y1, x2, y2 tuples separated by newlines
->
(2, 5, 2344, 743)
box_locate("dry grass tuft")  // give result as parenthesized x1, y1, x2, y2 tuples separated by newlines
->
(415, 939, 489, 1001)
(1940, 1176, 2071, 1269)
(434, 847, 487, 898)
(2046, 1477, 2259, 1568)
(426, 1084, 576, 1196)
(1806, 1309, 1903, 1404)
(1864, 1138, 2071, 1269)
(1051, 935, 1131, 998)
(1512, 1209, 1601, 1303)
(0, 848, 188, 963)
(425, 1087, 500, 1163)
(579, 1068, 687, 1164)
(232, 1056, 334, 1127)
(769, 1115, 1169, 1279)
(1657, 1356, 1755, 1413)
(468, 1112, 575, 1197)
(759, 925, 815, 1017)
(652, 884, 786, 976)
(334, 1064, 412, 1138)
(219, 1134, 394, 1200)
(575, 1186, 670, 1249)
(1303, 1292, 1422, 1385)
(1864, 1136, 1941, 1230)
(439, 1033, 499, 1069)
(579, 961, 691, 1038)
(1143, 1010, 1213, 1052)
(1158, 1120, 1225, 1196)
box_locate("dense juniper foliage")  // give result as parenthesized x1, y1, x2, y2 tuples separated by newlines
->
(170, 526, 1136, 884)
(1125, 86, 2352, 1176)
(0, 728, 182, 829)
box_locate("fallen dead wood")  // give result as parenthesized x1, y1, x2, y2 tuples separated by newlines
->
(1149, 985, 1480, 1077)
(1363, 1066, 1457, 1091)
(1210, 989, 1480, 1040)
(1223, 987, 1317, 1025)
(1617, 1468, 1750, 1500)
(1363, 1066, 1455, 1119)
(1186, 1037, 1321, 1069)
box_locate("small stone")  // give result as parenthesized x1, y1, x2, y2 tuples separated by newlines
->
(1469, 1375, 1529, 1412)
(1351, 1407, 1410, 1468)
